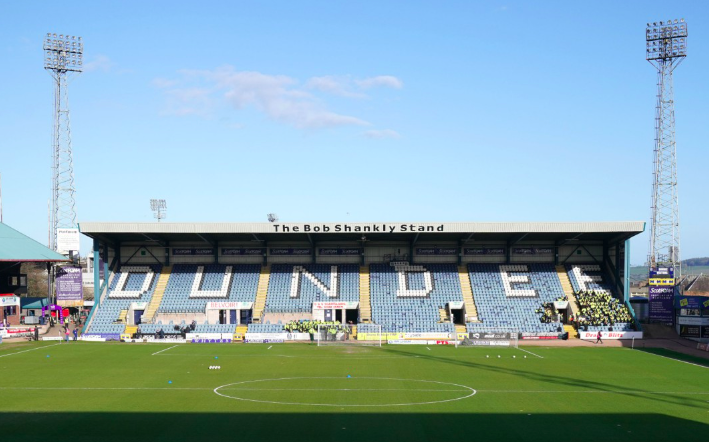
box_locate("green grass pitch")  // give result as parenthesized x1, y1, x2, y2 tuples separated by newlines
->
(0, 341, 707, 442)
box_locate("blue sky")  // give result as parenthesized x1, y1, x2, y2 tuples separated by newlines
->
(0, 1, 706, 264)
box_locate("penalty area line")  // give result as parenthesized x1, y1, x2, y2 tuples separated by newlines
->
(516, 347, 543, 359)
(637, 350, 709, 369)
(152, 345, 179, 356)
(0, 343, 62, 358)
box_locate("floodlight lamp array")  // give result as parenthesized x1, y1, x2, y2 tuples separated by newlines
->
(646, 19, 687, 61)
(44, 33, 83, 72)
(150, 199, 167, 210)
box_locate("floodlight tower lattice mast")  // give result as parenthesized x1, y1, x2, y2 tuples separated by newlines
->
(44, 33, 83, 251)
(151, 199, 167, 222)
(646, 20, 686, 278)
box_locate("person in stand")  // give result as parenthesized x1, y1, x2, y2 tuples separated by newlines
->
(595, 330, 603, 345)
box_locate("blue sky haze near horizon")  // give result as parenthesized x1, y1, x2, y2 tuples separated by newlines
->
(0, 1, 707, 265)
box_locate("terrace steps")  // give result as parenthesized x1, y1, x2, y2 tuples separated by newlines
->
(252, 265, 270, 322)
(458, 266, 481, 322)
(439, 308, 449, 322)
(359, 266, 372, 323)
(124, 325, 138, 336)
(234, 324, 248, 341)
(555, 265, 580, 316)
(564, 324, 579, 339)
(143, 266, 171, 322)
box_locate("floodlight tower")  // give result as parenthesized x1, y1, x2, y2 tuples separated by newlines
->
(646, 19, 687, 278)
(151, 199, 167, 222)
(44, 33, 83, 251)
(267, 213, 279, 223)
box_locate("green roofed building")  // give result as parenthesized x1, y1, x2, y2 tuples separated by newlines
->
(0, 222, 68, 326)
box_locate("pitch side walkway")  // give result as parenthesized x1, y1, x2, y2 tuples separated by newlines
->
(521, 337, 709, 360)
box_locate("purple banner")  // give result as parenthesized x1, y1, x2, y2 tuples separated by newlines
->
(650, 266, 675, 278)
(415, 248, 458, 256)
(270, 248, 311, 256)
(172, 248, 214, 256)
(318, 248, 361, 256)
(464, 248, 505, 255)
(221, 248, 264, 256)
(513, 248, 553, 255)
(649, 285, 674, 323)
(56, 265, 83, 301)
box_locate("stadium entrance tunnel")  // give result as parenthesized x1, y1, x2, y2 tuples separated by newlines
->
(213, 377, 476, 407)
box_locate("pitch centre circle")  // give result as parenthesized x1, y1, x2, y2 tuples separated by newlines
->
(213, 377, 476, 407)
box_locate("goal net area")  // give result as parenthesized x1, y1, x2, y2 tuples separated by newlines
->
(317, 324, 382, 347)
(459, 329, 519, 348)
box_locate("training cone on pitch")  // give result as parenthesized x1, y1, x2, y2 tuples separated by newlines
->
(347, 375, 351, 378)
(168, 381, 172, 384)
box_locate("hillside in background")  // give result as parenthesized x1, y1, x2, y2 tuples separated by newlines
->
(629, 258, 709, 283)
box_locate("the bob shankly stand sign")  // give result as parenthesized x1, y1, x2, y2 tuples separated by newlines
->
(272, 223, 446, 233)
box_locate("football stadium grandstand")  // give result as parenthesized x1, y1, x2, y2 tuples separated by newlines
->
(78, 221, 644, 341)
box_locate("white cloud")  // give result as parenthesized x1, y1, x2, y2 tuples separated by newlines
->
(83, 55, 115, 73)
(306, 76, 365, 98)
(356, 75, 403, 90)
(364, 129, 400, 139)
(156, 66, 371, 129)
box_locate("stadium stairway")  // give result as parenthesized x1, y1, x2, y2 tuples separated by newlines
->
(458, 265, 480, 322)
(118, 309, 128, 323)
(439, 308, 449, 322)
(359, 266, 372, 323)
(143, 266, 171, 322)
(555, 265, 580, 316)
(455, 324, 467, 335)
(564, 324, 578, 339)
(252, 265, 270, 323)
(234, 324, 248, 341)
(124, 325, 138, 336)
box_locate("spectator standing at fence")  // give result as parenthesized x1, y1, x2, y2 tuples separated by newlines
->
(65, 328, 70, 342)
(73, 328, 78, 341)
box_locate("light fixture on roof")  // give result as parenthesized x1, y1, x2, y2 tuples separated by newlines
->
(150, 199, 167, 222)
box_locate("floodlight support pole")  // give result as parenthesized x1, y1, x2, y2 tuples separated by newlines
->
(646, 21, 686, 279)
(44, 33, 82, 252)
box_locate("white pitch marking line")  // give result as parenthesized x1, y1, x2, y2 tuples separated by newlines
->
(213, 377, 477, 407)
(152, 345, 178, 356)
(0, 343, 61, 358)
(267, 345, 272, 350)
(638, 351, 709, 369)
(477, 390, 709, 395)
(426, 347, 431, 351)
(516, 347, 543, 359)
(0, 386, 207, 391)
(223, 388, 469, 392)
(0, 386, 705, 396)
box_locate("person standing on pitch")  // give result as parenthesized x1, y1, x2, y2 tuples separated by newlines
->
(73, 328, 78, 341)
(595, 330, 603, 345)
